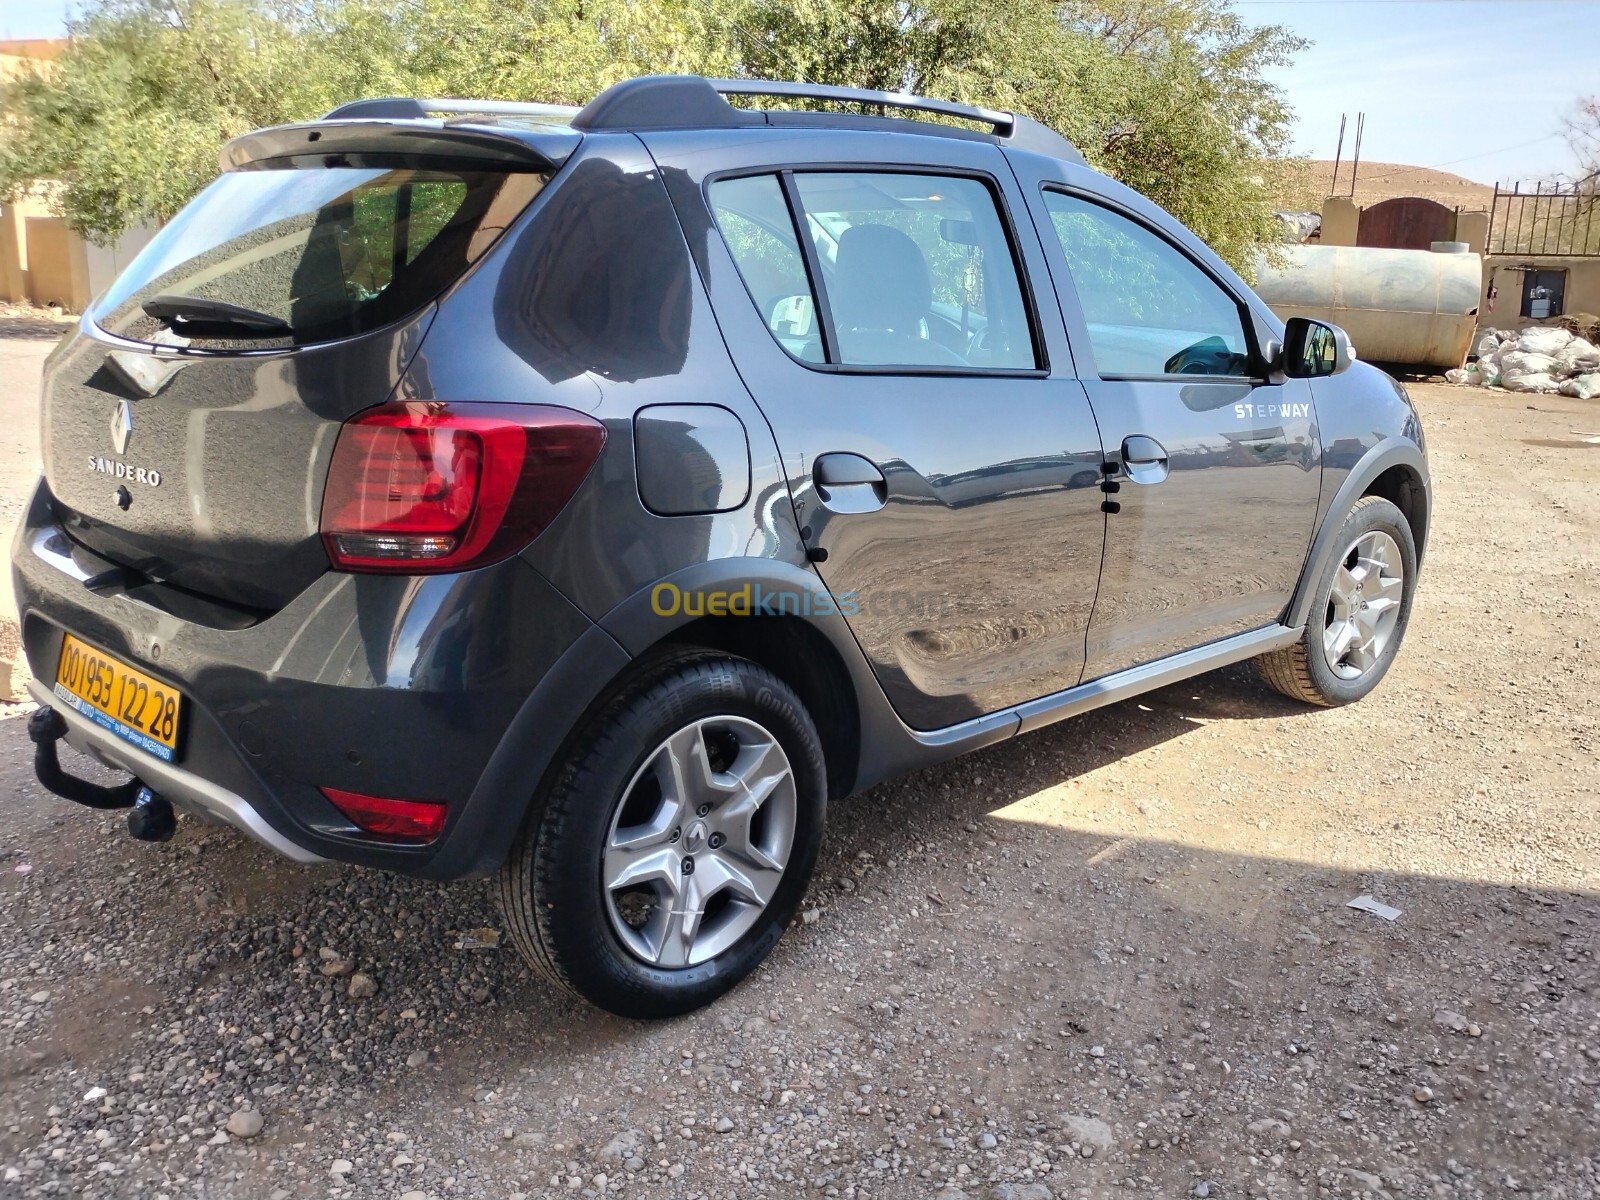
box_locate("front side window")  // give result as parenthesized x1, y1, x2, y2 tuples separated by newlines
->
(707, 170, 1037, 371)
(1042, 191, 1253, 379)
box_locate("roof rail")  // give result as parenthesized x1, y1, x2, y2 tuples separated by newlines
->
(572, 75, 1084, 164)
(322, 79, 1085, 165)
(708, 79, 1016, 137)
(323, 97, 580, 122)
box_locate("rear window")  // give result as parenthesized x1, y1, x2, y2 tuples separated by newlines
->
(92, 166, 544, 347)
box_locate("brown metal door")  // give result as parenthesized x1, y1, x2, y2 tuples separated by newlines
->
(1357, 197, 1453, 250)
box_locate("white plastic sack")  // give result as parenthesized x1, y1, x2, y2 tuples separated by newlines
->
(1516, 327, 1574, 356)
(1499, 350, 1558, 377)
(1445, 368, 1471, 385)
(1477, 358, 1501, 387)
(1560, 373, 1600, 400)
(1502, 371, 1562, 394)
(1475, 333, 1502, 358)
(1553, 338, 1600, 376)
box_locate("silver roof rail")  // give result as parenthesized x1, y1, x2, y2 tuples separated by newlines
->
(572, 75, 1085, 165)
(321, 78, 1086, 166)
(706, 79, 1017, 138)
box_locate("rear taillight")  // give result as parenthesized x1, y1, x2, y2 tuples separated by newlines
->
(321, 787, 448, 842)
(320, 402, 605, 573)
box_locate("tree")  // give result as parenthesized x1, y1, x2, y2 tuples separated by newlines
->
(0, 0, 344, 240)
(1566, 95, 1599, 188)
(1, 0, 1303, 271)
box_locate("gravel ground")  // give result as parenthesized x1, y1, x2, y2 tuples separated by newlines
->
(0, 381, 1596, 1200)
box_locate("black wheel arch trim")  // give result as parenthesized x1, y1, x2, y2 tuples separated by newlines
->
(1288, 438, 1429, 631)
(593, 557, 976, 799)
(418, 620, 633, 880)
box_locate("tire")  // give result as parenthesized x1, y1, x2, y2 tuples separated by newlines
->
(1257, 495, 1418, 707)
(498, 650, 826, 1018)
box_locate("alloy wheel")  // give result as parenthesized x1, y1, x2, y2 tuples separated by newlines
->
(602, 715, 797, 968)
(1322, 529, 1405, 680)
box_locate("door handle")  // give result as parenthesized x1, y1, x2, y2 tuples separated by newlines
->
(813, 452, 888, 513)
(1120, 435, 1169, 485)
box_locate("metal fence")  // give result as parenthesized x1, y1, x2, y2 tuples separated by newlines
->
(1488, 182, 1600, 257)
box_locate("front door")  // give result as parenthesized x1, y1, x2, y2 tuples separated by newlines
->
(1019, 177, 1322, 678)
(648, 130, 1107, 730)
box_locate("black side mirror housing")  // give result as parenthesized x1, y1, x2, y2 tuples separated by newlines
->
(1281, 317, 1354, 378)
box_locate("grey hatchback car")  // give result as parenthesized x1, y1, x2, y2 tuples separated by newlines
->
(12, 75, 1428, 1017)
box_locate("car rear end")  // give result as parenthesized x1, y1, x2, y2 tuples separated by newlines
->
(10, 114, 611, 875)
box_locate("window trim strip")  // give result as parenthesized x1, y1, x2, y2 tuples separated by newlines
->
(779, 170, 840, 366)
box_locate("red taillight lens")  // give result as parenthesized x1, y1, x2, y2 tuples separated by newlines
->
(321, 787, 448, 842)
(320, 402, 606, 573)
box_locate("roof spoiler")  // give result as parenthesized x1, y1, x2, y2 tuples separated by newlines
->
(221, 119, 581, 173)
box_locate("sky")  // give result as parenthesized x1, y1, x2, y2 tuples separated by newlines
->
(1, 0, 1594, 187)
(1247, 0, 1596, 185)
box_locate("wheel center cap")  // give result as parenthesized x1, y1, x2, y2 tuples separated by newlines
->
(685, 820, 709, 852)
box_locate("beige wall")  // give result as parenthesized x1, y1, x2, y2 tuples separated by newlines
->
(1316, 195, 1486, 250)
(1, 198, 154, 312)
(0, 193, 95, 310)
(22, 215, 89, 309)
(1481, 256, 1600, 332)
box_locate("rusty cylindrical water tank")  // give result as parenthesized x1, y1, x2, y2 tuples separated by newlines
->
(1253, 245, 1482, 370)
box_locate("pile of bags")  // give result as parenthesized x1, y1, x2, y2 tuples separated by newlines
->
(1447, 325, 1600, 399)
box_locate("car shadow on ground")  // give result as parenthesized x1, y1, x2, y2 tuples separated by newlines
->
(0, 663, 1593, 1196)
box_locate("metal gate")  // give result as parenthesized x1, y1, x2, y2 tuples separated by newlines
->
(1488, 183, 1600, 256)
(1356, 196, 1454, 250)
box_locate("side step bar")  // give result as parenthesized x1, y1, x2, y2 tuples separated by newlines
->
(910, 624, 1302, 752)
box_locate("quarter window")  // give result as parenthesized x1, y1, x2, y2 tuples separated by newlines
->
(708, 170, 1037, 371)
(1042, 191, 1253, 378)
(708, 174, 825, 364)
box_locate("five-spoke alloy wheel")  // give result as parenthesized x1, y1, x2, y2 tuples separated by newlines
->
(1258, 495, 1418, 707)
(1321, 529, 1406, 680)
(603, 716, 798, 969)
(499, 651, 826, 1019)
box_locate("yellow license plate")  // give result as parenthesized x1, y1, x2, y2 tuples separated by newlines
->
(53, 634, 183, 762)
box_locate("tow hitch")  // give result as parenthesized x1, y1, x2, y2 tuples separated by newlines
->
(28, 705, 178, 842)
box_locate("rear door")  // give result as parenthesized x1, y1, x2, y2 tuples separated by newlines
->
(1014, 166, 1321, 678)
(44, 157, 545, 609)
(647, 129, 1107, 731)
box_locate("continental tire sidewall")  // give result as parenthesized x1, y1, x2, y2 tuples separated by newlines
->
(1302, 497, 1418, 705)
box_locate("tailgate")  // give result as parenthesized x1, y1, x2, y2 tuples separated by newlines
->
(43, 150, 548, 609)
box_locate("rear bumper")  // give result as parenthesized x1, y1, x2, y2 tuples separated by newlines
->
(26, 678, 325, 863)
(10, 480, 623, 878)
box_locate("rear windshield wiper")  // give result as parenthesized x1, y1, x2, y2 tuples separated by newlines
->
(141, 295, 292, 337)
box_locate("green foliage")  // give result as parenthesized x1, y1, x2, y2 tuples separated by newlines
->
(1, 0, 1304, 269)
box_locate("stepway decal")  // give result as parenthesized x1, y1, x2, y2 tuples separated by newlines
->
(1235, 402, 1312, 421)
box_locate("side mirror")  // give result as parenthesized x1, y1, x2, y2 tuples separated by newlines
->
(1281, 317, 1354, 378)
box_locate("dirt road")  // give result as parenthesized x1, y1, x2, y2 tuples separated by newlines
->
(0, 381, 1596, 1200)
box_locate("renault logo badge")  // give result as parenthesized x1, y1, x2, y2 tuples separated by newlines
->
(110, 399, 133, 456)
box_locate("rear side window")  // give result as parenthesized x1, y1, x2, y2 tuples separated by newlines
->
(1042, 191, 1252, 379)
(707, 175, 824, 364)
(93, 167, 544, 347)
(708, 170, 1037, 371)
